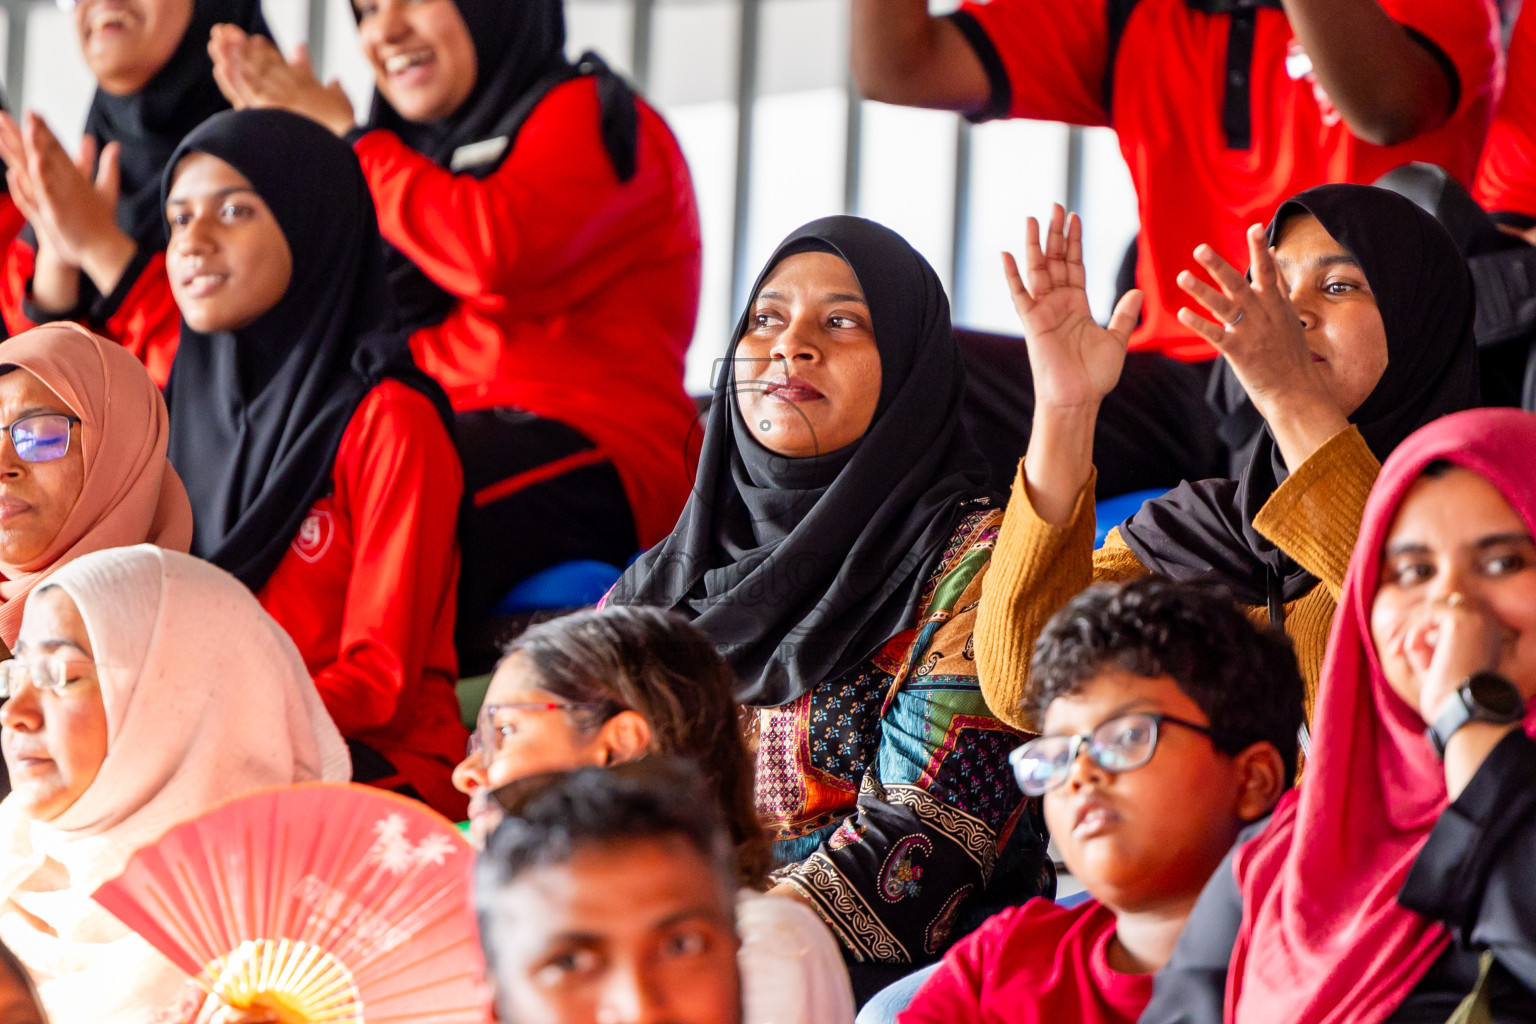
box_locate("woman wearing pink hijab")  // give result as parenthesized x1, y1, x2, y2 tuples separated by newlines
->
(0, 322, 191, 650)
(1138, 407, 1536, 1024)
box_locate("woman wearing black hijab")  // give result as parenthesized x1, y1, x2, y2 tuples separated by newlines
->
(611, 217, 1040, 997)
(204, 0, 702, 626)
(0, 0, 267, 361)
(976, 184, 1479, 733)
(135, 108, 468, 819)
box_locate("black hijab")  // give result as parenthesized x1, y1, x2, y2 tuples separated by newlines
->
(81, 0, 270, 255)
(162, 109, 452, 593)
(610, 217, 996, 707)
(361, 0, 638, 333)
(1119, 183, 1479, 612)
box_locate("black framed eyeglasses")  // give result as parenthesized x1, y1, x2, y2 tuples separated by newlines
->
(1007, 711, 1222, 796)
(1, 413, 80, 464)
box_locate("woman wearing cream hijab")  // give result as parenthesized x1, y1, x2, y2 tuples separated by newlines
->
(0, 545, 350, 1024)
(0, 323, 192, 650)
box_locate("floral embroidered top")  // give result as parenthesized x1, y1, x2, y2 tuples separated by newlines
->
(757, 505, 1027, 966)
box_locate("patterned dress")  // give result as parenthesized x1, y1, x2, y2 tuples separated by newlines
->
(756, 506, 1027, 964)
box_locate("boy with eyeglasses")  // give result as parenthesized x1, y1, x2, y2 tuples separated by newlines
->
(899, 575, 1304, 1024)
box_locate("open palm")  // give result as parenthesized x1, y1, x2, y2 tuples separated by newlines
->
(1004, 205, 1141, 411)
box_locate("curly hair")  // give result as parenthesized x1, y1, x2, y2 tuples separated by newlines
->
(497, 606, 773, 888)
(1029, 576, 1306, 780)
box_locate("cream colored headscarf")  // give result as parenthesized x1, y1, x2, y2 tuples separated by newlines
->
(0, 323, 194, 648)
(0, 545, 350, 1024)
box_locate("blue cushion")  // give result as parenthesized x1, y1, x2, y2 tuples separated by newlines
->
(1093, 488, 1166, 548)
(489, 560, 625, 615)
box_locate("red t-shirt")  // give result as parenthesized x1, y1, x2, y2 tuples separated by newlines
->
(257, 380, 469, 821)
(1475, 2, 1536, 220)
(955, 0, 1501, 360)
(356, 77, 703, 547)
(899, 898, 1152, 1024)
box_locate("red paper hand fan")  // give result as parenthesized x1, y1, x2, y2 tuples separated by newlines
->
(92, 782, 490, 1023)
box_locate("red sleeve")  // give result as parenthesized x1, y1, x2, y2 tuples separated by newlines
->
(0, 197, 22, 251)
(1, 235, 40, 335)
(1475, 2, 1536, 218)
(1379, 0, 1499, 122)
(354, 79, 670, 302)
(97, 251, 181, 388)
(314, 383, 463, 736)
(950, 0, 1109, 126)
(0, 235, 181, 384)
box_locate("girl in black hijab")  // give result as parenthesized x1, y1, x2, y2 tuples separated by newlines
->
(975, 184, 1478, 734)
(613, 217, 1044, 997)
(0, 0, 269, 337)
(151, 108, 469, 819)
(204, 0, 703, 637)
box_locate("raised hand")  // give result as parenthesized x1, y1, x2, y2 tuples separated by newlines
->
(1004, 204, 1142, 413)
(209, 25, 355, 136)
(1007, 206, 1141, 526)
(1176, 224, 1349, 472)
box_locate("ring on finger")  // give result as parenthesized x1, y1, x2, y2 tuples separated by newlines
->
(1224, 310, 1245, 328)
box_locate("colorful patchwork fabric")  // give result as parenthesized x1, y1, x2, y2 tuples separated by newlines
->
(759, 505, 1027, 963)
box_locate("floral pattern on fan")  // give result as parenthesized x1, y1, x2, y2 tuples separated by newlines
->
(368, 814, 459, 874)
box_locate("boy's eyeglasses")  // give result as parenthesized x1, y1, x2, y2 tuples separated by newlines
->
(1007, 711, 1221, 797)
(0, 656, 97, 698)
(469, 701, 610, 766)
(1, 413, 80, 464)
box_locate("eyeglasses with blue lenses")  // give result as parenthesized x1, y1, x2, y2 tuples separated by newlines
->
(2, 413, 80, 464)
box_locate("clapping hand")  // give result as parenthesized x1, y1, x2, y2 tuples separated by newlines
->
(208, 24, 356, 137)
(0, 111, 127, 274)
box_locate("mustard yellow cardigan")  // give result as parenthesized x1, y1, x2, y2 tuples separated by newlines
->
(975, 425, 1381, 732)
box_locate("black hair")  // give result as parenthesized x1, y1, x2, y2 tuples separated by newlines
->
(476, 758, 738, 937)
(1030, 576, 1306, 780)
(497, 606, 771, 887)
(1419, 457, 1456, 479)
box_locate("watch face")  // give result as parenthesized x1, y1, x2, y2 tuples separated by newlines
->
(1467, 672, 1527, 720)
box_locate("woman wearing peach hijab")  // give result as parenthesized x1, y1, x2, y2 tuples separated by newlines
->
(0, 323, 192, 650)
(0, 545, 350, 1024)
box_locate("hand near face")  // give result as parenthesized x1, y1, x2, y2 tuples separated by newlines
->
(1176, 224, 1338, 423)
(0, 112, 128, 273)
(1399, 600, 1510, 725)
(208, 25, 356, 137)
(1003, 205, 1142, 413)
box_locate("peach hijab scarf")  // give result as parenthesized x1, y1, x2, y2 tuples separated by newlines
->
(0, 323, 193, 647)
(0, 546, 350, 1024)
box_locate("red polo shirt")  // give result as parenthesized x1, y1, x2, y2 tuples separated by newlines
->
(953, 0, 1501, 361)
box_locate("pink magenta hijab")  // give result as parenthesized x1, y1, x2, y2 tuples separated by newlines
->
(0, 323, 193, 647)
(1228, 408, 1536, 1024)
